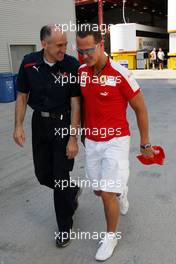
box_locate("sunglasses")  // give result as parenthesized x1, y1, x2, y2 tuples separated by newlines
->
(77, 44, 98, 55)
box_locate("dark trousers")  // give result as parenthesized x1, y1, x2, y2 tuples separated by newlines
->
(31, 111, 78, 232)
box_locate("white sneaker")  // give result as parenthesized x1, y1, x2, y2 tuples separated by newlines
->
(119, 186, 129, 215)
(95, 232, 118, 261)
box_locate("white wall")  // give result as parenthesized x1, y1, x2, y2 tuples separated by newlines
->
(0, 0, 77, 72)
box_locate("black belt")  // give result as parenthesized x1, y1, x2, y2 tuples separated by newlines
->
(39, 110, 70, 120)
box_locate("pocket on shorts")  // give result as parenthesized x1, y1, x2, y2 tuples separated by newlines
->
(118, 160, 129, 170)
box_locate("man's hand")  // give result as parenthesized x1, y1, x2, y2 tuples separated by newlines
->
(140, 146, 155, 159)
(81, 134, 85, 147)
(13, 92, 28, 147)
(66, 136, 79, 159)
(13, 126, 25, 147)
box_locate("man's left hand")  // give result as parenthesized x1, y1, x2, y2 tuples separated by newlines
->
(140, 146, 155, 159)
(66, 136, 79, 159)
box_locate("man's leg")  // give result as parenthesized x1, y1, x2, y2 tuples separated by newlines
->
(53, 173, 77, 233)
(101, 191, 120, 232)
(94, 189, 120, 230)
(95, 191, 120, 261)
(53, 177, 80, 247)
(95, 137, 130, 261)
(32, 111, 54, 188)
(53, 183, 79, 247)
(52, 135, 80, 247)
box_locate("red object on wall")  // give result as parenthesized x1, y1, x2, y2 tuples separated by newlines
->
(98, 0, 104, 51)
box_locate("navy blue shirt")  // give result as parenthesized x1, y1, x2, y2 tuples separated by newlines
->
(17, 49, 80, 112)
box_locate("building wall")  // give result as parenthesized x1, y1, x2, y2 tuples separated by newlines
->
(0, 0, 76, 73)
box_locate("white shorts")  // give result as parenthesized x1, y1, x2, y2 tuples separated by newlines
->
(85, 136, 130, 193)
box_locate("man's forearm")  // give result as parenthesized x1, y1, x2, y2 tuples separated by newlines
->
(70, 97, 81, 137)
(15, 93, 28, 128)
(135, 107, 150, 145)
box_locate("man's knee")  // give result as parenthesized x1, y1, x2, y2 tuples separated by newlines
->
(100, 191, 117, 201)
(94, 190, 102, 196)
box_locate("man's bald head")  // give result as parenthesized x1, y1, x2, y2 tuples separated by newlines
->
(40, 24, 68, 62)
(40, 24, 66, 42)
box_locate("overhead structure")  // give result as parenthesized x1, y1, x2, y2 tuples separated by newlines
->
(75, 0, 167, 24)
(168, 0, 176, 69)
(75, 0, 176, 70)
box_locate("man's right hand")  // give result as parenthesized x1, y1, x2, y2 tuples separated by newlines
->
(13, 126, 25, 147)
(81, 134, 85, 147)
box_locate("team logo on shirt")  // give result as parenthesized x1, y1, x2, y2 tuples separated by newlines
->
(33, 66, 40, 72)
(100, 92, 109, 96)
(80, 71, 88, 87)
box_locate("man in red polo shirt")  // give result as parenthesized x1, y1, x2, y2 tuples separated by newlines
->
(76, 25, 155, 261)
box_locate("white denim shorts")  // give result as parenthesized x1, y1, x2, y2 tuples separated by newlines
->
(85, 136, 130, 193)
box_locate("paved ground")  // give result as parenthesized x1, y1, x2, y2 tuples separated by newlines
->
(132, 69, 176, 79)
(0, 77, 176, 264)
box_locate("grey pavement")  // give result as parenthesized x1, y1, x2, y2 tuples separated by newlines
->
(132, 69, 176, 79)
(0, 78, 176, 264)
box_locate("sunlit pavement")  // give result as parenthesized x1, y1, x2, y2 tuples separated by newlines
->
(132, 69, 176, 79)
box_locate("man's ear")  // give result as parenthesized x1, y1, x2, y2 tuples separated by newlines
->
(41, 40, 47, 49)
(100, 41, 105, 49)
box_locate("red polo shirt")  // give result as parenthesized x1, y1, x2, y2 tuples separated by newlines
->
(78, 58, 141, 141)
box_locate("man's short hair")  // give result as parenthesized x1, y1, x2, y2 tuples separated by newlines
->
(77, 24, 102, 43)
(40, 25, 52, 41)
(40, 24, 62, 41)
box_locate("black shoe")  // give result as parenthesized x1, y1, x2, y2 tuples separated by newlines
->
(55, 230, 71, 248)
(74, 187, 82, 211)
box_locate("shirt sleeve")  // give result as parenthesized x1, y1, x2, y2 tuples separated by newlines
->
(70, 61, 81, 97)
(70, 83, 81, 97)
(119, 68, 141, 101)
(17, 59, 30, 94)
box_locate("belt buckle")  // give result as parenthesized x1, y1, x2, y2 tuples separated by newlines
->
(41, 111, 50, 117)
(41, 111, 64, 120)
(52, 113, 63, 120)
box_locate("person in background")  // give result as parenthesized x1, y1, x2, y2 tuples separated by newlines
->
(150, 48, 157, 70)
(157, 48, 165, 70)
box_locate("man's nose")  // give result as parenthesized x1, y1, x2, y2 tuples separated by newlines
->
(82, 53, 88, 59)
(60, 45, 66, 52)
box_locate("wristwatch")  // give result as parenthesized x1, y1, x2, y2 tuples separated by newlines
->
(140, 143, 151, 149)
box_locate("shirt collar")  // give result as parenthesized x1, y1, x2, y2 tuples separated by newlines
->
(37, 49, 66, 67)
(36, 49, 45, 65)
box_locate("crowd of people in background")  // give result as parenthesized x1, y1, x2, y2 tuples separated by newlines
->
(150, 47, 165, 70)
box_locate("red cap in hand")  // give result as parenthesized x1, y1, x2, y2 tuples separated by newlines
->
(137, 146, 165, 165)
